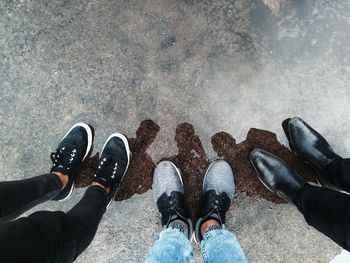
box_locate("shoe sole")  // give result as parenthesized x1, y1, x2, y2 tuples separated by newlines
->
(167, 161, 184, 186)
(58, 122, 94, 202)
(202, 160, 217, 191)
(104, 133, 132, 208)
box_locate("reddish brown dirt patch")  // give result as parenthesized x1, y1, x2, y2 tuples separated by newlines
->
(74, 120, 160, 201)
(115, 120, 160, 200)
(212, 128, 317, 204)
(74, 120, 318, 210)
(162, 123, 209, 220)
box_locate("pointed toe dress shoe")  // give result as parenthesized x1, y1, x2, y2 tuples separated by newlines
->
(283, 117, 342, 191)
(250, 149, 307, 202)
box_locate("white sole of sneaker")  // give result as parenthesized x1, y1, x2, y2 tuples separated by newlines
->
(202, 160, 218, 190)
(58, 122, 93, 202)
(104, 132, 132, 208)
(167, 161, 184, 186)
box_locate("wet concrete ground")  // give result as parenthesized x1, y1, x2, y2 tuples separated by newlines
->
(1, 0, 350, 262)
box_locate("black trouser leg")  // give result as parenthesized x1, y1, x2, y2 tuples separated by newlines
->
(0, 173, 62, 222)
(66, 186, 108, 258)
(0, 186, 108, 263)
(325, 158, 350, 188)
(293, 184, 350, 250)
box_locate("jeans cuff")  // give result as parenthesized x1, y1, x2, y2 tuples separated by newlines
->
(203, 228, 225, 241)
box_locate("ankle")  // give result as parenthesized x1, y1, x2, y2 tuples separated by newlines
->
(200, 219, 221, 237)
(92, 182, 110, 193)
(52, 172, 68, 190)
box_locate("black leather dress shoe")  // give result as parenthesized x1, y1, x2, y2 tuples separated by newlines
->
(250, 149, 307, 202)
(282, 117, 341, 190)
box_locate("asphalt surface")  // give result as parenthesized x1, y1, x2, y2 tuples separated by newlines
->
(1, 0, 350, 262)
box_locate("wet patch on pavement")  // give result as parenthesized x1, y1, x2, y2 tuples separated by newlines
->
(75, 120, 318, 217)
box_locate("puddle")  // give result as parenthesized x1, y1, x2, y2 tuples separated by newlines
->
(75, 119, 317, 219)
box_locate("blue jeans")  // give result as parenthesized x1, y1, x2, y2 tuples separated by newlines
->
(146, 228, 247, 263)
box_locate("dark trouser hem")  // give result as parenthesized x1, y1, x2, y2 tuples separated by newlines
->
(325, 158, 350, 188)
(293, 184, 350, 250)
(0, 173, 61, 222)
(0, 186, 108, 263)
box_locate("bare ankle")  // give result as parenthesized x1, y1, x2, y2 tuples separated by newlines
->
(91, 182, 110, 193)
(52, 172, 68, 190)
(200, 219, 221, 237)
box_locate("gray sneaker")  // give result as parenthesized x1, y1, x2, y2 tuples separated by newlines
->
(195, 160, 235, 243)
(152, 161, 193, 239)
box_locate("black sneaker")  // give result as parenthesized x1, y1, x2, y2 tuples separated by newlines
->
(195, 160, 234, 243)
(93, 133, 131, 207)
(152, 161, 193, 240)
(51, 123, 93, 201)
